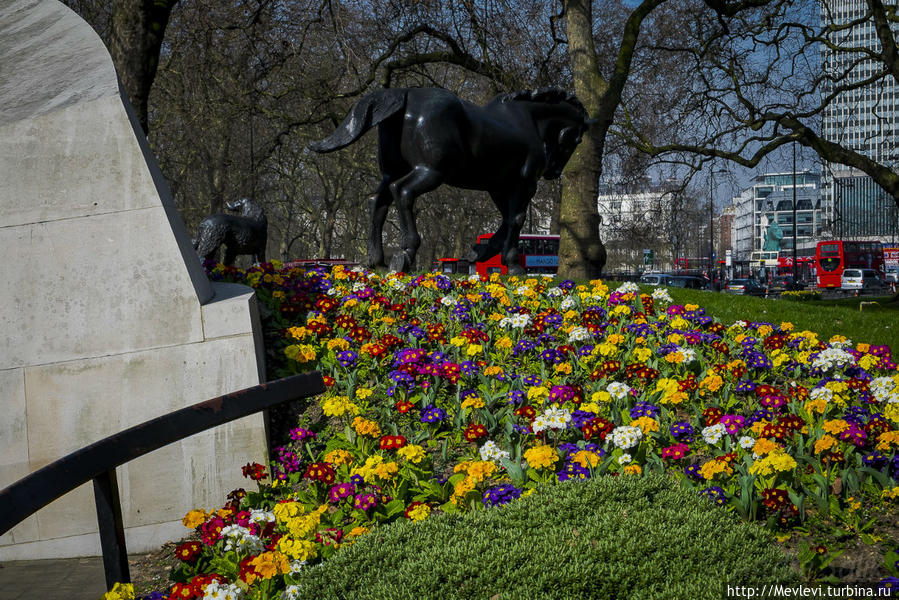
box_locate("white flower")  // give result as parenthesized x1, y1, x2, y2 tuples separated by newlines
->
(532, 407, 571, 434)
(220, 525, 264, 555)
(611, 425, 642, 449)
(829, 338, 853, 349)
(440, 295, 456, 306)
(468, 274, 481, 283)
(352, 282, 365, 292)
(809, 387, 833, 403)
(870, 377, 899, 403)
(249, 509, 275, 527)
(289, 560, 307, 574)
(326, 287, 339, 296)
(606, 381, 632, 400)
(282, 586, 302, 600)
(510, 313, 533, 328)
(618, 453, 632, 465)
(811, 348, 856, 371)
(547, 286, 564, 297)
(615, 282, 639, 295)
(568, 326, 591, 342)
(515, 285, 531, 295)
(479, 440, 511, 462)
(738, 436, 756, 449)
(680, 348, 697, 363)
(351, 266, 365, 273)
(651, 288, 673, 303)
(701, 423, 727, 444)
(560, 296, 576, 310)
(204, 582, 245, 600)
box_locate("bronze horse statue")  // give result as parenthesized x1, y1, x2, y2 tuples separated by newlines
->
(309, 87, 592, 273)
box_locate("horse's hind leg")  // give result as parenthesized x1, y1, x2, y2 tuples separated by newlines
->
(366, 176, 393, 269)
(499, 186, 536, 276)
(388, 165, 442, 272)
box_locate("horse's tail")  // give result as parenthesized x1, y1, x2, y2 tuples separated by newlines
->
(307, 89, 407, 153)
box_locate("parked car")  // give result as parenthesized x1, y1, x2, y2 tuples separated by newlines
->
(840, 268, 883, 291)
(768, 276, 804, 294)
(639, 273, 672, 286)
(885, 267, 898, 284)
(724, 278, 766, 296)
(667, 275, 710, 290)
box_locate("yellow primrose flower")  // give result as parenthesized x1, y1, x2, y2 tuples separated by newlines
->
(814, 434, 839, 455)
(495, 336, 513, 348)
(321, 396, 361, 417)
(876, 430, 899, 451)
(580, 402, 602, 414)
(461, 395, 485, 410)
(632, 347, 652, 363)
(780, 322, 794, 332)
(249, 551, 291, 580)
(527, 386, 549, 402)
(623, 464, 642, 475)
(554, 362, 573, 374)
(484, 365, 504, 376)
(277, 537, 317, 562)
(324, 449, 354, 466)
(571, 450, 602, 468)
(327, 337, 350, 351)
(182, 509, 208, 529)
(351, 416, 381, 437)
(590, 391, 611, 403)
(822, 419, 850, 435)
(397, 444, 427, 463)
(524, 444, 559, 470)
(287, 326, 310, 340)
(752, 437, 778, 456)
(407, 503, 431, 521)
(749, 448, 797, 476)
(699, 459, 732, 480)
(102, 583, 135, 600)
(631, 416, 660, 434)
(356, 387, 373, 399)
(466, 344, 483, 356)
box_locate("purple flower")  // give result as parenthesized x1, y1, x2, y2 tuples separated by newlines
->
(329, 482, 356, 503)
(337, 349, 358, 367)
(353, 493, 378, 511)
(289, 427, 316, 442)
(670, 421, 694, 439)
(420, 405, 447, 424)
(700, 486, 727, 506)
(483, 484, 523, 507)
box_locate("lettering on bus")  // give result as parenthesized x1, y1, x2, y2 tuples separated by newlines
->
(525, 255, 559, 268)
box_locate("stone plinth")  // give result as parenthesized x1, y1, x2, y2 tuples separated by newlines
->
(0, 0, 267, 559)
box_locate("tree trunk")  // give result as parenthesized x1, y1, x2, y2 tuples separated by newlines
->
(558, 0, 608, 279)
(109, 0, 178, 134)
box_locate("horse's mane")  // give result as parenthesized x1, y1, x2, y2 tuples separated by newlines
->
(496, 87, 587, 118)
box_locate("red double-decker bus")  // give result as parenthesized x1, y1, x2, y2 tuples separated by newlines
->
(474, 233, 560, 276)
(814, 240, 884, 288)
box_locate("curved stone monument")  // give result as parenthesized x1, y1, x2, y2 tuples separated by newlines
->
(0, 0, 267, 559)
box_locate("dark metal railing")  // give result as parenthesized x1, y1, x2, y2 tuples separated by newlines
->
(0, 371, 325, 589)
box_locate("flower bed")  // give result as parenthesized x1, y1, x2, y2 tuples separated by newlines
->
(106, 264, 899, 600)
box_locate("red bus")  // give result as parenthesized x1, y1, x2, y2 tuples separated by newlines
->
(814, 240, 884, 288)
(776, 254, 815, 283)
(474, 233, 559, 276)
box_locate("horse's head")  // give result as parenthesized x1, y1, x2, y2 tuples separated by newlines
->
(543, 122, 589, 180)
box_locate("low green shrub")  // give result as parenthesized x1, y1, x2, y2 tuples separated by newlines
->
(293, 474, 797, 600)
(780, 290, 822, 301)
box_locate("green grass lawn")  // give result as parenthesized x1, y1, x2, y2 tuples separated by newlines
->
(653, 287, 899, 352)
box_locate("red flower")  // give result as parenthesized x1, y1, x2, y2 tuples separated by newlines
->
(463, 423, 489, 442)
(379, 435, 408, 450)
(514, 406, 537, 420)
(303, 462, 336, 485)
(762, 488, 790, 510)
(702, 407, 724, 427)
(169, 583, 197, 600)
(582, 417, 614, 441)
(322, 375, 336, 387)
(175, 541, 203, 563)
(395, 400, 414, 413)
(661, 443, 690, 460)
(241, 462, 267, 481)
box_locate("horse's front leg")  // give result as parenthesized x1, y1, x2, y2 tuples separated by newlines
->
(366, 176, 393, 269)
(388, 166, 442, 272)
(500, 185, 537, 276)
(465, 190, 511, 264)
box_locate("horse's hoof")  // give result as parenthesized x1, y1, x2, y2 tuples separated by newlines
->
(388, 252, 409, 273)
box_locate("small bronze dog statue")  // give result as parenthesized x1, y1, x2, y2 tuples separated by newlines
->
(193, 197, 267, 266)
